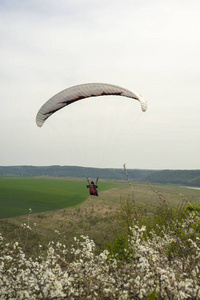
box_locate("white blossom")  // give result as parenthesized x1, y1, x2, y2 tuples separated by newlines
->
(1, 211, 200, 299)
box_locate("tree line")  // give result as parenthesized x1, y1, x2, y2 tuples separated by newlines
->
(0, 166, 200, 187)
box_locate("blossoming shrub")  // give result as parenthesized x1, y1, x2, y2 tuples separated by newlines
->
(1, 206, 200, 299)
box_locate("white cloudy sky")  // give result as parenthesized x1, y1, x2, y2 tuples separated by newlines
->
(0, 0, 199, 170)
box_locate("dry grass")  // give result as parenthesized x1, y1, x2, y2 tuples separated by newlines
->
(1, 180, 200, 253)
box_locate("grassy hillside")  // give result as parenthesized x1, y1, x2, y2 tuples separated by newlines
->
(1, 179, 200, 253)
(1, 179, 200, 299)
(0, 178, 116, 219)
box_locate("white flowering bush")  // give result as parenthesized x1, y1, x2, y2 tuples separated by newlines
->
(1, 206, 200, 300)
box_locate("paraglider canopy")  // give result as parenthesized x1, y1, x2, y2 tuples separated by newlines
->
(36, 83, 147, 127)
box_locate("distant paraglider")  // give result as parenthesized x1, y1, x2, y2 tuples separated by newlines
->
(36, 83, 147, 127)
(87, 177, 99, 196)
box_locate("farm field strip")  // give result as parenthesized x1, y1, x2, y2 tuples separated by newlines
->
(0, 178, 116, 219)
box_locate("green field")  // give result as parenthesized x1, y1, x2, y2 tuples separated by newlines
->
(0, 178, 200, 257)
(0, 178, 116, 219)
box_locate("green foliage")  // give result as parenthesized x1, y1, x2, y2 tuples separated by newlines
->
(105, 193, 148, 261)
(187, 205, 200, 212)
(106, 234, 133, 261)
(106, 179, 200, 266)
(147, 290, 158, 300)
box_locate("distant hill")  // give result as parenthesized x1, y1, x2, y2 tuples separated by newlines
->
(145, 169, 200, 187)
(0, 166, 200, 187)
(0, 165, 154, 181)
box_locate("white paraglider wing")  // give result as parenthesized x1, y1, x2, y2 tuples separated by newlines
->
(36, 83, 147, 127)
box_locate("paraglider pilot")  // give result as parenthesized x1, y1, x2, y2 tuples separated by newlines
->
(87, 178, 98, 196)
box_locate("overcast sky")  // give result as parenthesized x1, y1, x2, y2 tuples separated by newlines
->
(0, 0, 199, 170)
